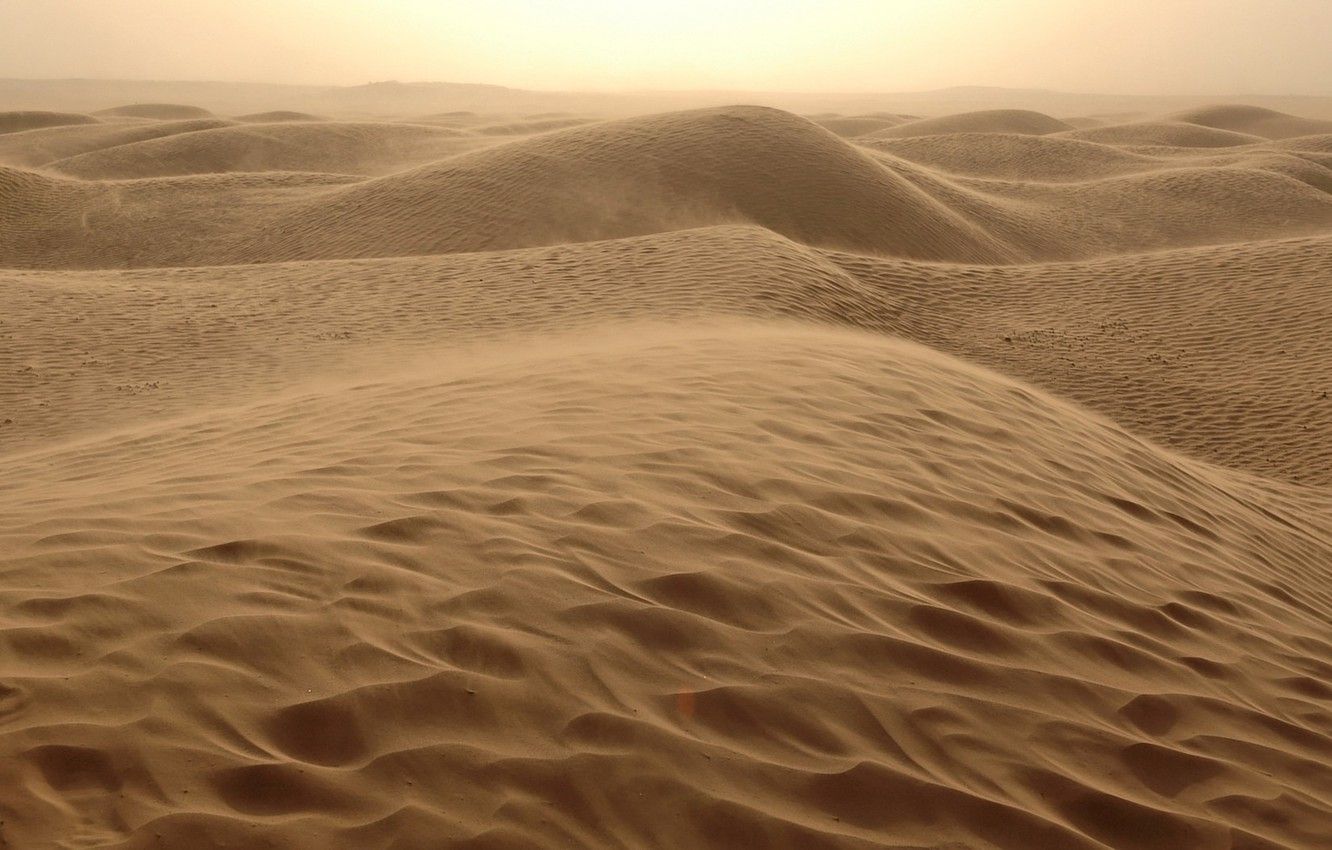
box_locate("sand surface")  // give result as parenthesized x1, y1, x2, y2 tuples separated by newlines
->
(1, 96, 1330, 849)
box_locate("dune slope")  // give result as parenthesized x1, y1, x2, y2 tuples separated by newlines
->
(0, 324, 1328, 850)
(829, 233, 1332, 484)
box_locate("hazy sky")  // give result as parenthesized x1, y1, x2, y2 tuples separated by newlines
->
(3, 0, 1330, 95)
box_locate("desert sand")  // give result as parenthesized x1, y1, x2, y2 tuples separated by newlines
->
(1, 88, 1330, 850)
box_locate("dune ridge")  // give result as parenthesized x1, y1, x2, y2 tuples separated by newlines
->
(3, 106, 1331, 270)
(3, 225, 1328, 485)
(0, 97, 1329, 849)
(236, 106, 1016, 263)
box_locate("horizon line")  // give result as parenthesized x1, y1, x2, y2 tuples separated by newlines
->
(4, 76, 1331, 101)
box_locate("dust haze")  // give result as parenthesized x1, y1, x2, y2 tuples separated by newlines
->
(3, 0, 1331, 95)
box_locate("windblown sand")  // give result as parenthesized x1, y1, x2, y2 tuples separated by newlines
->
(1, 98, 1330, 849)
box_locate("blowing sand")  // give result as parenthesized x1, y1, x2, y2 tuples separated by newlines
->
(0, 96, 1329, 849)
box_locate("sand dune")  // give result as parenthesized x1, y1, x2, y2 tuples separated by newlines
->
(47, 121, 485, 178)
(1, 96, 1330, 849)
(0, 110, 99, 135)
(868, 109, 1073, 139)
(234, 110, 326, 123)
(4, 223, 1326, 482)
(0, 164, 360, 268)
(862, 132, 1159, 180)
(1, 323, 1328, 849)
(871, 148, 1332, 258)
(1172, 104, 1332, 140)
(828, 233, 1332, 484)
(472, 116, 596, 135)
(811, 115, 913, 138)
(236, 106, 1014, 263)
(869, 130, 1332, 185)
(6, 105, 1330, 270)
(1059, 121, 1268, 149)
(417, 110, 480, 122)
(0, 226, 882, 453)
(93, 102, 214, 120)
(0, 118, 236, 167)
(1270, 133, 1332, 153)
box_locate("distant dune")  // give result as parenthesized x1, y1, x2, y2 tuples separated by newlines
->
(48, 121, 483, 178)
(868, 108, 1074, 138)
(0, 110, 98, 135)
(234, 109, 325, 123)
(1, 93, 1330, 850)
(1270, 133, 1332, 154)
(811, 114, 914, 137)
(6, 105, 1330, 269)
(417, 109, 479, 120)
(472, 116, 595, 135)
(1172, 104, 1332, 139)
(0, 117, 235, 167)
(863, 132, 1158, 180)
(866, 130, 1332, 189)
(93, 102, 214, 120)
(1059, 121, 1267, 148)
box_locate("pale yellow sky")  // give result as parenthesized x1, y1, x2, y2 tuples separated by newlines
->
(2, 0, 1330, 95)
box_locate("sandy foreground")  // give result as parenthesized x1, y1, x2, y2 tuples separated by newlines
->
(0, 96, 1330, 849)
